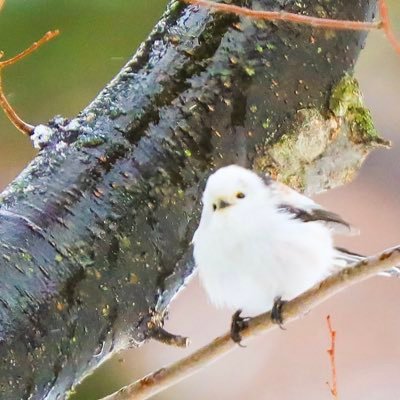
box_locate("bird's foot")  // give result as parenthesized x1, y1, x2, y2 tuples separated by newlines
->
(271, 296, 287, 329)
(230, 309, 250, 346)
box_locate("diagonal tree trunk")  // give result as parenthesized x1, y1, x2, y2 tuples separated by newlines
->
(0, 1, 383, 399)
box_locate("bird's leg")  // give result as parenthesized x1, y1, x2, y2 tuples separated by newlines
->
(271, 296, 287, 329)
(230, 309, 250, 346)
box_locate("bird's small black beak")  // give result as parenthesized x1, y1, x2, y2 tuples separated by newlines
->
(218, 199, 231, 209)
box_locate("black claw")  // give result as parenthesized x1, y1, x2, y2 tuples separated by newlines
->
(271, 296, 287, 329)
(230, 309, 250, 346)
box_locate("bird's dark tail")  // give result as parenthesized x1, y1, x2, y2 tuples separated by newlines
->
(334, 247, 400, 277)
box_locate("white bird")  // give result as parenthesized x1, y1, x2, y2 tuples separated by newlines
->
(192, 165, 361, 341)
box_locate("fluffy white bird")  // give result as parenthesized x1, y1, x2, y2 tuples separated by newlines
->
(192, 165, 360, 341)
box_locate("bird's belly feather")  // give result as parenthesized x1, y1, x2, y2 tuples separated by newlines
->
(195, 212, 334, 315)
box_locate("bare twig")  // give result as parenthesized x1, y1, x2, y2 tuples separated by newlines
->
(183, 0, 400, 55)
(326, 315, 338, 399)
(0, 30, 60, 136)
(183, 0, 378, 30)
(378, 0, 400, 54)
(99, 246, 400, 400)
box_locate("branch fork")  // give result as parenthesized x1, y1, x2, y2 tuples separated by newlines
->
(0, 30, 59, 136)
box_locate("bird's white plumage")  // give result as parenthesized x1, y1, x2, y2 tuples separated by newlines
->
(193, 165, 353, 315)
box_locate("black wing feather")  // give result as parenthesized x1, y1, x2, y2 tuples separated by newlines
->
(278, 204, 351, 229)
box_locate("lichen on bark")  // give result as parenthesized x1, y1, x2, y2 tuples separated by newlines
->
(253, 74, 388, 194)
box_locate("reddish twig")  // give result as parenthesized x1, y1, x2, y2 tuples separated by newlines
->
(326, 315, 338, 399)
(379, 0, 400, 54)
(0, 30, 60, 136)
(183, 0, 400, 55)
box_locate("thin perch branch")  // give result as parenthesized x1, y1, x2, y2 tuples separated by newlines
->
(0, 30, 59, 135)
(99, 246, 400, 400)
(183, 0, 400, 55)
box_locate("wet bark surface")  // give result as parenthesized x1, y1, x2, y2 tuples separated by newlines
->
(0, 1, 376, 398)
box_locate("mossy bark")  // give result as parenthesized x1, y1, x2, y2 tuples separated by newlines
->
(0, 1, 380, 399)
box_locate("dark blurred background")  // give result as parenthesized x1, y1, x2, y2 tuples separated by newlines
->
(0, 1, 399, 399)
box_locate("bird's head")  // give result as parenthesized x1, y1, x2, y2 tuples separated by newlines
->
(202, 165, 269, 213)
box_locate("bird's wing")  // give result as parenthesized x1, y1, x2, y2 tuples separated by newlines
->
(270, 181, 357, 235)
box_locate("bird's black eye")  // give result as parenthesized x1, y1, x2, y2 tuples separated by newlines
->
(212, 203, 217, 211)
(236, 192, 245, 199)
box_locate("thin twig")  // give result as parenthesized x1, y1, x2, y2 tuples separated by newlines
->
(0, 30, 60, 136)
(378, 0, 400, 54)
(182, 0, 400, 55)
(0, 74, 35, 135)
(99, 246, 400, 400)
(183, 0, 379, 30)
(326, 315, 338, 399)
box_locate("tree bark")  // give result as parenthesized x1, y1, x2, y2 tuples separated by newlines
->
(0, 1, 381, 399)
